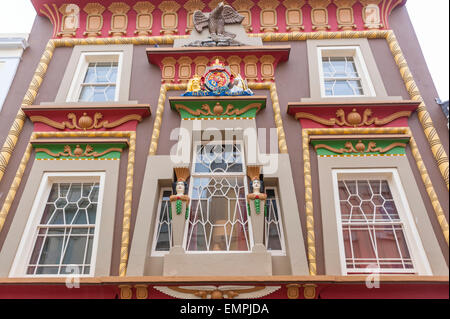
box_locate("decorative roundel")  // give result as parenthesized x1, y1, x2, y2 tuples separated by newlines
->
(204, 70, 230, 91)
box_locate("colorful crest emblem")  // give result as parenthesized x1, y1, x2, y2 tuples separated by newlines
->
(182, 59, 253, 97)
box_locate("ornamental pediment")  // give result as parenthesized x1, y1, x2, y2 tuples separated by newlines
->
(287, 100, 420, 128)
(22, 104, 151, 132)
(146, 46, 290, 83)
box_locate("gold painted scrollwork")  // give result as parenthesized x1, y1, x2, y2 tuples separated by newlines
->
(29, 113, 143, 130)
(35, 144, 124, 158)
(175, 103, 262, 117)
(313, 140, 407, 154)
(295, 108, 412, 128)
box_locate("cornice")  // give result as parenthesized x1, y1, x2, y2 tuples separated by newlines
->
(31, 0, 407, 39)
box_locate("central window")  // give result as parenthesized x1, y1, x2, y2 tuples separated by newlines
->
(185, 142, 251, 252)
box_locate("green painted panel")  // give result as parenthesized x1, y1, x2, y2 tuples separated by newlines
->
(170, 99, 266, 119)
(311, 139, 408, 156)
(34, 143, 127, 159)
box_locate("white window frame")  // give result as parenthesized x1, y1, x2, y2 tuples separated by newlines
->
(264, 186, 286, 256)
(9, 172, 106, 278)
(151, 187, 173, 256)
(317, 46, 376, 98)
(66, 51, 123, 102)
(183, 140, 255, 254)
(331, 168, 432, 275)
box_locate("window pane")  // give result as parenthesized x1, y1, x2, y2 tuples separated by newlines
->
(28, 182, 100, 275)
(344, 225, 413, 270)
(339, 180, 402, 223)
(36, 266, 59, 274)
(79, 86, 94, 101)
(67, 183, 82, 202)
(265, 190, 284, 252)
(79, 85, 116, 102)
(154, 191, 172, 252)
(322, 56, 364, 96)
(39, 236, 64, 264)
(322, 57, 359, 78)
(187, 177, 249, 251)
(325, 80, 363, 96)
(338, 179, 414, 273)
(83, 62, 118, 84)
(194, 144, 243, 173)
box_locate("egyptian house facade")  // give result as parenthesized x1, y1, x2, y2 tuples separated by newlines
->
(0, 0, 448, 299)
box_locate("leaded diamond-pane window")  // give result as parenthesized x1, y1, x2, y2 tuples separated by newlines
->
(187, 177, 250, 251)
(187, 142, 250, 252)
(194, 144, 243, 173)
(337, 179, 414, 273)
(153, 189, 172, 253)
(265, 188, 285, 252)
(79, 62, 118, 102)
(322, 57, 364, 96)
(27, 182, 100, 275)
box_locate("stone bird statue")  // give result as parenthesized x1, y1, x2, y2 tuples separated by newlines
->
(193, 2, 244, 39)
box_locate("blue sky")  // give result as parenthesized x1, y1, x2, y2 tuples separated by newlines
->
(0, 0, 448, 101)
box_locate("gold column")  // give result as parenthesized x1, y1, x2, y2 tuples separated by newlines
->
(386, 31, 449, 190)
(302, 129, 316, 275)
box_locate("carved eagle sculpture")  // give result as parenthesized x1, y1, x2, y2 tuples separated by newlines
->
(193, 2, 244, 39)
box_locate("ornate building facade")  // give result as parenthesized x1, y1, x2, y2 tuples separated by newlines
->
(0, 0, 448, 299)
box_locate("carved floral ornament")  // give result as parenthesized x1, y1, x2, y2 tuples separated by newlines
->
(258, 0, 280, 32)
(314, 140, 407, 154)
(334, 0, 357, 30)
(133, 2, 155, 36)
(360, 0, 383, 29)
(175, 102, 262, 118)
(184, 0, 206, 33)
(29, 112, 143, 131)
(294, 108, 412, 127)
(83, 3, 105, 37)
(154, 285, 281, 299)
(232, 0, 255, 31)
(35, 144, 124, 159)
(283, 0, 305, 31)
(310, 0, 331, 31)
(158, 1, 181, 35)
(58, 4, 80, 37)
(108, 2, 131, 37)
